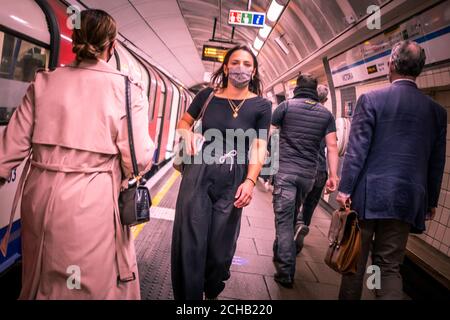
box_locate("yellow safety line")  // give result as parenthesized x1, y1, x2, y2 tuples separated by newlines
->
(131, 170, 180, 239)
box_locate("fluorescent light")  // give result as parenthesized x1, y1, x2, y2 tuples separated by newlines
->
(267, 0, 284, 22)
(61, 34, 73, 42)
(258, 24, 272, 39)
(253, 37, 264, 51)
(10, 15, 28, 25)
(250, 46, 259, 56)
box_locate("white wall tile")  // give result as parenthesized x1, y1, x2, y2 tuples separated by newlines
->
(435, 206, 444, 221)
(427, 220, 438, 238)
(443, 228, 450, 247)
(426, 221, 438, 238)
(442, 70, 450, 85)
(440, 190, 447, 205)
(428, 74, 437, 87)
(444, 191, 450, 207)
(442, 174, 449, 191)
(435, 223, 446, 242)
(433, 72, 442, 87)
(425, 235, 433, 245)
(439, 243, 449, 255)
(440, 208, 450, 225)
(432, 239, 441, 249)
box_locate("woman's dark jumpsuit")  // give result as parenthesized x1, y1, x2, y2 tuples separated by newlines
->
(171, 88, 272, 300)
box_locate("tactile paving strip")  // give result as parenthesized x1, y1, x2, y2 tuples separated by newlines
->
(135, 217, 174, 300)
(157, 178, 181, 209)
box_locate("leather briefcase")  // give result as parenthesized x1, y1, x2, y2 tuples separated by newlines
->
(324, 205, 361, 274)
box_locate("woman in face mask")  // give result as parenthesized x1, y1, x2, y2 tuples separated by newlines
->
(171, 45, 272, 300)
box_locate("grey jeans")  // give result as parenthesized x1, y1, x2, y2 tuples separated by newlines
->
(272, 172, 315, 279)
(339, 219, 410, 300)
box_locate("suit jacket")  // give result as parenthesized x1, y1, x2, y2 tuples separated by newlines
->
(339, 80, 447, 233)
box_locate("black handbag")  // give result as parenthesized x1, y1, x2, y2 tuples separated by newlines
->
(118, 77, 152, 226)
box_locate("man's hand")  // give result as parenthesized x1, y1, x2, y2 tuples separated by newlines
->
(336, 192, 351, 208)
(325, 175, 339, 194)
(234, 179, 255, 208)
(426, 207, 436, 221)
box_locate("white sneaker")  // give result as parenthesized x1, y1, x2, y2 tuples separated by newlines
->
(294, 224, 309, 255)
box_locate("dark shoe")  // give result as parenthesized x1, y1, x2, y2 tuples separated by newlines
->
(294, 224, 309, 255)
(274, 273, 294, 289)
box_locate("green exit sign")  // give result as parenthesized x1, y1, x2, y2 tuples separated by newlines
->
(228, 10, 265, 28)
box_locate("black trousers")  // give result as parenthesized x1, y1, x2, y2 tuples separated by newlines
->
(297, 170, 328, 226)
(339, 219, 410, 300)
(272, 172, 315, 279)
(171, 161, 246, 300)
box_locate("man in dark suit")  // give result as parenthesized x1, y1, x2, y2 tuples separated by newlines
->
(336, 40, 447, 300)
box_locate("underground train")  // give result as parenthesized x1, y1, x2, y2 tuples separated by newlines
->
(0, 0, 193, 274)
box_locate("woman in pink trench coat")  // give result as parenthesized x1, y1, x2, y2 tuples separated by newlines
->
(0, 9, 154, 299)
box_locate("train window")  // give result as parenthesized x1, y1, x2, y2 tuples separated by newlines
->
(116, 44, 149, 96)
(0, 31, 49, 125)
(166, 83, 180, 154)
(158, 77, 166, 118)
(147, 68, 157, 121)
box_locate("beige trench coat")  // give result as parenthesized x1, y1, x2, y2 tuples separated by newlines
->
(0, 59, 155, 299)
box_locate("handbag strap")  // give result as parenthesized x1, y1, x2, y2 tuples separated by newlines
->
(124, 77, 139, 179)
(190, 88, 215, 131)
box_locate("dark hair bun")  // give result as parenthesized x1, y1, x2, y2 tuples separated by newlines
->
(72, 42, 102, 61)
(71, 9, 117, 63)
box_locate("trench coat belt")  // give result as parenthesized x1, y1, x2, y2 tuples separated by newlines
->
(0, 158, 136, 282)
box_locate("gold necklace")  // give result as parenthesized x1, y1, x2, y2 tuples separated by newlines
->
(227, 93, 248, 118)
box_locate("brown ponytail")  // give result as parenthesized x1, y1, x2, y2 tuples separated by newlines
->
(72, 9, 117, 63)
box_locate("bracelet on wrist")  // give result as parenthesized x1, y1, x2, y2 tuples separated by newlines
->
(245, 177, 256, 186)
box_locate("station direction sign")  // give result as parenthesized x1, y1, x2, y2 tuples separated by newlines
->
(228, 10, 265, 28)
(202, 45, 229, 63)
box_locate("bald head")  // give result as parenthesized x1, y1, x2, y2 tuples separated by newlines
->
(390, 40, 426, 78)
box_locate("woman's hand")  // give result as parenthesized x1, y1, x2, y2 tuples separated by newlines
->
(185, 132, 205, 156)
(234, 179, 255, 208)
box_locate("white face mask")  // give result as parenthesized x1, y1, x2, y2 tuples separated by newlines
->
(227, 65, 253, 88)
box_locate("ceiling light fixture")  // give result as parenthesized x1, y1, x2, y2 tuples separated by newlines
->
(267, 0, 284, 22)
(253, 37, 264, 51)
(258, 24, 272, 39)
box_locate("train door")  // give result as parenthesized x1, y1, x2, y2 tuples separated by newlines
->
(165, 83, 181, 158)
(0, 0, 52, 272)
(155, 72, 174, 164)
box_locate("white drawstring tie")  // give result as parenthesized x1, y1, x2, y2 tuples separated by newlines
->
(219, 150, 237, 171)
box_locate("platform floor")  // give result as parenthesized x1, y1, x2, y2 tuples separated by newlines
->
(135, 165, 387, 300)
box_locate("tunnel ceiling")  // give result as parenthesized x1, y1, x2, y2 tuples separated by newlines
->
(76, 0, 389, 90)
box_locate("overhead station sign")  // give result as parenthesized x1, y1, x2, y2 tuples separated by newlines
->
(202, 45, 229, 63)
(228, 10, 265, 28)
